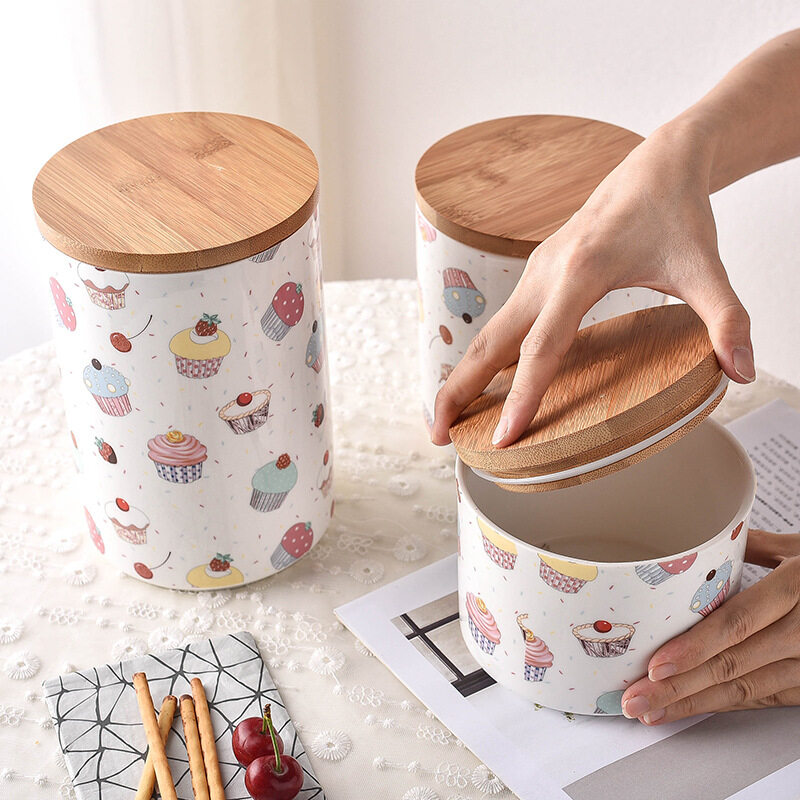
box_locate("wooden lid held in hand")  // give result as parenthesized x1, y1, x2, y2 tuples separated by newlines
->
(415, 115, 642, 258)
(32, 112, 319, 273)
(449, 304, 725, 492)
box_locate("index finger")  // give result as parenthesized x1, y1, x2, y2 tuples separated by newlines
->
(646, 565, 797, 681)
(430, 300, 530, 445)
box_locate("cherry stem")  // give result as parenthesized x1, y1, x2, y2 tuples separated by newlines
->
(152, 551, 171, 570)
(261, 703, 283, 774)
(129, 314, 153, 340)
(428, 334, 441, 349)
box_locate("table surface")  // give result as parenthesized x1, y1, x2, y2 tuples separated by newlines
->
(2, 278, 800, 800)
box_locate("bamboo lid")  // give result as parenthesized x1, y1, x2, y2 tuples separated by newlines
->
(32, 112, 319, 273)
(415, 115, 642, 258)
(450, 304, 726, 492)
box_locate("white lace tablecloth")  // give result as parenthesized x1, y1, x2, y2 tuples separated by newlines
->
(2, 278, 800, 800)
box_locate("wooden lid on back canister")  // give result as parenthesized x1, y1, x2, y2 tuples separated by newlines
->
(449, 304, 728, 492)
(32, 112, 319, 273)
(415, 115, 642, 258)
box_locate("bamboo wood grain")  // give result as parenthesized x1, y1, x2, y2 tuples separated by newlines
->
(180, 694, 211, 800)
(191, 678, 226, 800)
(450, 304, 722, 490)
(133, 673, 178, 800)
(135, 694, 177, 800)
(415, 115, 642, 257)
(32, 112, 319, 273)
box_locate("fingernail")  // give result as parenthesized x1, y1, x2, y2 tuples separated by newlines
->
(642, 708, 666, 725)
(648, 663, 677, 682)
(622, 696, 649, 719)
(492, 417, 508, 446)
(732, 347, 756, 382)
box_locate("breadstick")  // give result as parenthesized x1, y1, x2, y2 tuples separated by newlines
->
(180, 694, 211, 800)
(136, 694, 177, 800)
(133, 673, 178, 800)
(191, 677, 226, 800)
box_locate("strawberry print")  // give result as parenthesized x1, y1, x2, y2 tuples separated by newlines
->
(209, 553, 232, 573)
(95, 437, 117, 464)
(195, 313, 220, 337)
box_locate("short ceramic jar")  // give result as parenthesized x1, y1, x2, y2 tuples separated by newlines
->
(33, 113, 333, 590)
(415, 115, 669, 427)
(450, 305, 757, 714)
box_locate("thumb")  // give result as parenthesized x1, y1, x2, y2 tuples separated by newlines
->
(685, 270, 755, 384)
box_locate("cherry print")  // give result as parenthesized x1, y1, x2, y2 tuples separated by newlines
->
(237, 392, 253, 407)
(115, 498, 130, 512)
(593, 620, 613, 633)
(133, 552, 171, 580)
(91, 358, 102, 370)
(110, 315, 153, 353)
(429, 324, 454, 348)
(706, 569, 717, 581)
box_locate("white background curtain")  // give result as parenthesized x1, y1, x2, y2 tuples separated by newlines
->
(2, 0, 800, 386)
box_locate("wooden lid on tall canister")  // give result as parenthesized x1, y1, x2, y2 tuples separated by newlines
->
(32, 112, 319, 273)
(415, 115, 642, 258)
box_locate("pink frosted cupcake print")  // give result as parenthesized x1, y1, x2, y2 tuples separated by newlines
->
(517, 614, 553, 681)
(261, 282, 304, 341)
(270, 522, 314, 570)
(147, 430, 208, 483)
(464, 592, 501, 655)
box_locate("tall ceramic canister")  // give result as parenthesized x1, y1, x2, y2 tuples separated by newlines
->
(415, 115, 671, 427)
(33, 113, 333, 590)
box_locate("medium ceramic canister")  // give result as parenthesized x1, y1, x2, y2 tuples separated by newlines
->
(33, 113, 333, 590)
(450, 305, 757, 715)
(415, 115, 671, 427)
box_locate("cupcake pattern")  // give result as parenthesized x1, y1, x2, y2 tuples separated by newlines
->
(78, 264, 129, 309)
(270, 522, 314, 570)
(690, 560, 733, 616)
(262, 282, 304, 340)
(517, 615, 553, 681)
(83, 359, 132, 416)
(147, 430, 208, 483)
(442, 268, 485, 325)
(464, 592, 501, 655)
(572, 620, 636, 658)
(169, 313, 232, 378)
(45, 208, 331, 590)
(219, 390, 271, 434)
(251, 454, 298, 512)
(539, 554, 598, 594)
(477, 517, 517, 570)
(635, 552, 698, 586)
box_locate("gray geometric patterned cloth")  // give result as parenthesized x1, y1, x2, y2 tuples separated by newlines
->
(43, 631, 324, 799)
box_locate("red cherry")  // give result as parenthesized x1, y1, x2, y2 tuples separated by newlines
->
(115, 498, 130, 512)
(706, 569, 717, 581)
(110, 332, 132, 352)
(134, 563, 153, 579)
(232, 708, 285, 766)
(731, 522, 744, 541)
(245, 755, 302, 800)
(593, 620, 612, 633)
(439, 324, 453, 345)
(323, 450, 329, 465)
(237, 392, 253, 407)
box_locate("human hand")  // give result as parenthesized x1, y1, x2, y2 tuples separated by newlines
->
(430, 120, 756, 448)
(620, 529, 800, 724)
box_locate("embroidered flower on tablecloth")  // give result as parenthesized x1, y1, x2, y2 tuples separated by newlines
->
(308, 646, 345, 675)
(435, 762, 470, 789)
(63, 563, 97, 586)
(402, 788, 440, 800)
(310, 729, 352, 762)
(110, 636, 147, 662)
(179, 608, 214, 635)
(196, 591, 230, 609)
(349, 559, 384, 584)
(59, 777, 77, 800)
(127, 601, 159, 620)
(4, 650, 41, 680)
(0, 617, 23, 644)
(347, 684, 384, 706)
(353, 639, 373, 657)
(0, 703, 23, 726)
(216, 609, 248, 630)
(387, 474, 420, 497)
(48, 607, 80, 626)
(48, 533, 79, 554)
(471, 764, 507, 795)
(393, 535, 428, 562)
(147, 627, 183, 653)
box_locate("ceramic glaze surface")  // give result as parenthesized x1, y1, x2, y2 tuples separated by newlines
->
(45, 210, 333, 589)
(415, 203, 670, 424)
(456, 420, 755, 714)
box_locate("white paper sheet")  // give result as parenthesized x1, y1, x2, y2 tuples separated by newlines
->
(336, 401, 800, 800)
